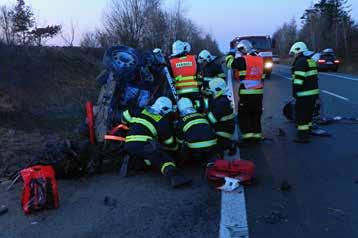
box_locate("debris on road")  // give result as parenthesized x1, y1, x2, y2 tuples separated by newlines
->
(328, 208, 345, 216)
(257, 211, 288, 224)
(278, 128, 286, 137)
(0, 205, 8, 216)
(280, 180, 292, 193)
(217, 177, 241, 192)
(104, 196, 118, 209)
(311, 128, 332, 137)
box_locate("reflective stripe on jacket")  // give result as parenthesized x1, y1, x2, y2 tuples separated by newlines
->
(170, 55, 199, 94)
(292, 55, 319, 97)
(235, 55, 264, 95)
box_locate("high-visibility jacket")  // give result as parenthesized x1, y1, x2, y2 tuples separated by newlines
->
(121, 108, 178, 151)
(292, 54, 319, 98)
(176, 113, 217, 150)
(234, 55, 264, 95)
(170, 55, 201, 95)
(207, 93, 236, 140)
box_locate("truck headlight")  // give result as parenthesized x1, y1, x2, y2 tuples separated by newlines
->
(265, 62, 273, 69)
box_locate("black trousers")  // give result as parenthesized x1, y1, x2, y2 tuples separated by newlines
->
(295, 96, 317, 137)
(124, 141, 175, 173)
(238, 94, 263, 141)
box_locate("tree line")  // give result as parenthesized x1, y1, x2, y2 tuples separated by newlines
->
(80, 0, 221, 55)
(0, 0, 62, 46)
(273, 0, 358, 61)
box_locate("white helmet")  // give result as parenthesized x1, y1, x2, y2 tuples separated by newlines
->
(208, 78, 227, 95)
(153, 48, 162, 54)
(177, 97, 196, 116)
(237, 40, 254, 54)
(198, 50, 216, 64)
(171, 40, 190, 57)
(289, 42, 308, 56)
(150, 97, 173, 115)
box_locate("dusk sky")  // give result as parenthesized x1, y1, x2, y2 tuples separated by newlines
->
(0, 0, 357, 51)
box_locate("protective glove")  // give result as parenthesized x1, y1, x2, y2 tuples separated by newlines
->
(225, 54, 235, 68)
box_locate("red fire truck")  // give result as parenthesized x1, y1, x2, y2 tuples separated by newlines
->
(235, 35, 274, 78)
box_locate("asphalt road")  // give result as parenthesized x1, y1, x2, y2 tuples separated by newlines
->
(1, 65, 358, 238)
(0, 167, 220, 238)
(245, 65, 358, 238)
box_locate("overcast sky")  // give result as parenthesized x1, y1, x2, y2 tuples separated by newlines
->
(0, 0, 357, 51)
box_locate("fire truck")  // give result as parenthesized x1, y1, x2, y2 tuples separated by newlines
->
(235, 35, 274, 78)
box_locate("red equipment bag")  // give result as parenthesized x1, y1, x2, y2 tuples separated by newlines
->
(206, 159, 255, 185)
(20, 165, 59, 214)
(86, 101, 96, 145)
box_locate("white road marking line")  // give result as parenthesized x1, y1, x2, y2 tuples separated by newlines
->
(273, 72, 291, 80)
(321, 90, 349, 101)
(220, 148, 249, 238)
(320, 73, 358, 82)
(276, 64, 358, 81)
(220, 121, 249, 238)
(273, 73, 350, 102)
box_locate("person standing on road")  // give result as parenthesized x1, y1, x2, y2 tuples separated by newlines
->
(169, 40, 203, 110)
(289, 42, 320, 143)
(206, 78, 237, 156)
(225, 40, 265, 145)
(122, 97, 191, 188)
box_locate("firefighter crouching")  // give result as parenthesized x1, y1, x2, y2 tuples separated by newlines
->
(206, 78, 237, 156)
(169, 40, 203, 110)
(122, 97, 191, 188)
(226, 40, 265, 145)
(175, 98, 219, 164)
(289, 42, 320, 143)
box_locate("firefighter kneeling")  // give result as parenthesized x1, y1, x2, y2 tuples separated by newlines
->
(176, 98, 219, 164)
(122, 97, 191, 188)
(206, 78, 237, 156)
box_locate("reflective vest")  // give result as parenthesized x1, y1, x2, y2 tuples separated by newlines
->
(235, 55, 264, 95)
(170, 55, 200, 95)
(292, 57, 319, 97)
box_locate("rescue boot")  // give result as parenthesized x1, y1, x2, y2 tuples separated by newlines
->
(294, 131, 310, 144)
(164, 166, 192, 188)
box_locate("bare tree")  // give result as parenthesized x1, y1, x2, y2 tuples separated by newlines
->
(61, 21, 76, 47)
(81, 0, 221, 55)
(80, 31, 100, 48)
(0, 5, 14, 44)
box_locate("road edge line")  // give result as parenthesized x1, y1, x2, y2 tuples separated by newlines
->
(321, 90, 349, 101)
(219, 147, 250, 238)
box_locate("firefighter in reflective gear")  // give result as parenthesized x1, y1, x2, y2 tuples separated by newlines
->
(122, 97, 191, 188)
(169, 40, 203, 109)
(206, 78, 237, 155)
(289, 42, 320, 143)
(176, 97, 218, 162)
(198, 50, 226, 94)
(225, 40, 265, 144)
